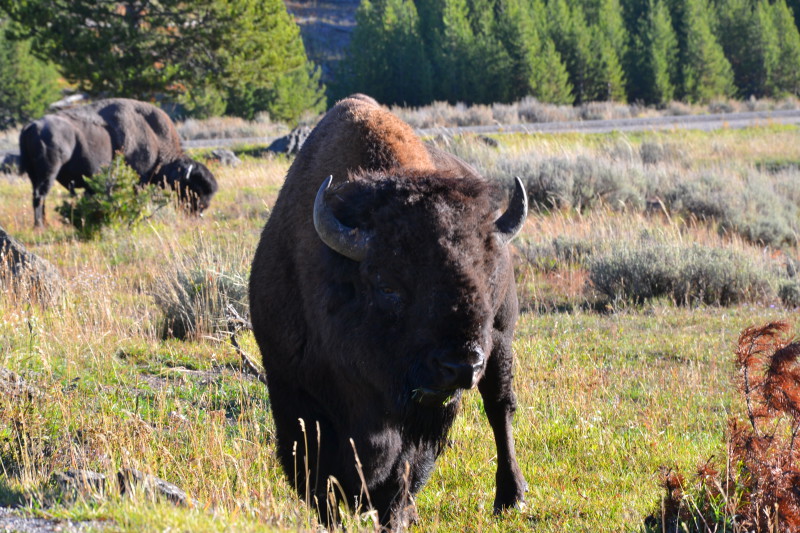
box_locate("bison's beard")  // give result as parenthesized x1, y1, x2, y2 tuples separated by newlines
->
(400, 387, 462, 448)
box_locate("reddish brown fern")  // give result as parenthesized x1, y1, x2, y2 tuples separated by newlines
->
(654, 320, 800, 532)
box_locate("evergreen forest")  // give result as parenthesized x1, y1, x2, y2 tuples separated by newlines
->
(1, 0, 800, 127)
(334, 0, 800, 107)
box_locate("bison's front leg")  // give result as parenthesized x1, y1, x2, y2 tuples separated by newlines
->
(478, 331, 527, 513)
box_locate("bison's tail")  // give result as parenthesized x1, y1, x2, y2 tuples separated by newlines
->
(18, 123, 37, 176)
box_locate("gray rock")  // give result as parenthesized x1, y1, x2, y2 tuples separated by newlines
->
(210, 148, 241, 167)
(118, 468, 198, 508)
(54, 469, 107, 495)
(477, 135, 499, 147)
(0, 506, 107, 532)
(267, 126, 312, 155)
(0, 153, 21, 175)
(0, 368, 41, 400)
(0, 225, 63, 305)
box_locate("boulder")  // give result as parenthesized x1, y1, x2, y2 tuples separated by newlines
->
(0, 153, 21, 175)
(266, 125, 312, 155)
(0, 225, 63, 305)
(209, 148, 241, 167)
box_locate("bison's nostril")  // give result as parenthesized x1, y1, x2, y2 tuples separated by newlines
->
(438, 359, 483, 390)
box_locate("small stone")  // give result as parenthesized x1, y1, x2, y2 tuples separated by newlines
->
(117, 468, 198, 508)
(0, 368, 41, 400)
(54, 469, 107, 495)
(209, 149, 241, 167)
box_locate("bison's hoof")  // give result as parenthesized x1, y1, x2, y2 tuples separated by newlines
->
(492, 480, 528, 514)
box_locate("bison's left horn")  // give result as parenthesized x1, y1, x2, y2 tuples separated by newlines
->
(313, 176, 370, 261)
(494, 177, 528, 244)
(185, 164, 194, 180)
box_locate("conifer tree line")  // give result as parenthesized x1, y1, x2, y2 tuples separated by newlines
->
(0, 0, 326, 127)
(333, 0, 800, 107)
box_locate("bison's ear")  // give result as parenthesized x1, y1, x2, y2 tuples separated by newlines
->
(313, 176, 371, 261)
(494, 177, 527, 244)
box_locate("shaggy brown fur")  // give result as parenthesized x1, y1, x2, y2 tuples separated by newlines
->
(19, 98, 217, 227)
(249, 96, 527, 528)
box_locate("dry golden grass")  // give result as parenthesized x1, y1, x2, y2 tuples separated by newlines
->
(0, 125, 799, 531)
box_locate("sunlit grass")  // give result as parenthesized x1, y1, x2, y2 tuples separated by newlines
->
(1, 126, 799, 531)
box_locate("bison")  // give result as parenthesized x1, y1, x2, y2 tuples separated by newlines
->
(249, 96, 528, 528)
(19, 98, 218, 227)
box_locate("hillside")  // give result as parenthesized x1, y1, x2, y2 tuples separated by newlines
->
(284, 0, 359, 86)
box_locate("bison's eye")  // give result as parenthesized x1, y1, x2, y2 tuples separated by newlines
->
(374, 284, 403, 312)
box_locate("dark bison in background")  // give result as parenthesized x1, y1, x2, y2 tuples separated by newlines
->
(249, 95, 528, 528)
(19, 98, 218, 227)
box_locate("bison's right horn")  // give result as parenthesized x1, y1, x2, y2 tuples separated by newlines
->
(313, 176, 370, 261)
(494, 177, 528, 244)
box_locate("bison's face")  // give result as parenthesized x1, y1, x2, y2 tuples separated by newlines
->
(315, 172, 527, 413)
(163, 158, 218, 213)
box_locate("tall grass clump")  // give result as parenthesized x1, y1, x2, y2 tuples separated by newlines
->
(589, 239, 774, 306)
(56, 154, 168, 240)
(151, 236, 250, 340)
(649, 321, 800, 532)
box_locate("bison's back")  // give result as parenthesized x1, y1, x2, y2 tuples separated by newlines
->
(96, 99, 184, 177)
(59, 98, 184, 178)
(19, 116, 95, 186)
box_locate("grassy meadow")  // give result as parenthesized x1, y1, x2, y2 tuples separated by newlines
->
(1, 122, 800, 532)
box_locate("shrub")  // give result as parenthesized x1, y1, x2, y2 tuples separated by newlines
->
(55, 154, 168, 240)
(520, 236, 596, 273)
(589, 240, 774, 306)
(522, 156, 646, 212)
(552, 236, 596, 265)
(664, 173, 737, 221)
(153, 267, 248, 340)
(526, 158, 575, 210)
(779, 281, 800, 308)
(663, 171, 799, 248)
(588, 241, 680, 305)
(649, 321, 800, 532)
(151, 238, 250, 340)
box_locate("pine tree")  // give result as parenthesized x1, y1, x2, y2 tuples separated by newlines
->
(0, 19, 60, 128)
(0, 0, 324, 123)
(787, 0, 800, 28)
(337, 0, 432, 106)
(769, 0, 800, 96)
(627, 0, 679, 104)
(587, 25, 627, 101)
(679, 0, 735, 102)
(495, 0, 572, 103)
(468, 5, 513, 103)
(536, 40, 575, 104)
(548, 0, 595, 103)
(495, 0, 538, 101)
(717, 0, 766, 98)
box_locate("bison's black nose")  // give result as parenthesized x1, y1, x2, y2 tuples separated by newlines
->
(433, 348, 485, 390)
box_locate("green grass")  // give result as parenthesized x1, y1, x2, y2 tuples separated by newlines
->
(1, 125, 799, 531)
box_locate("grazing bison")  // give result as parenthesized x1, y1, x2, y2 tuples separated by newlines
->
(249, 96, 528, 528)
(19, 98, 217, 227)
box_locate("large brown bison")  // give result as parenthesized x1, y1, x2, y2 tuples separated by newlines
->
(249, 96, 528, 528)
(19, 98, 217, 227)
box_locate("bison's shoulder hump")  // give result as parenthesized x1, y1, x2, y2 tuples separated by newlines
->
(319, 98, 434, 173)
